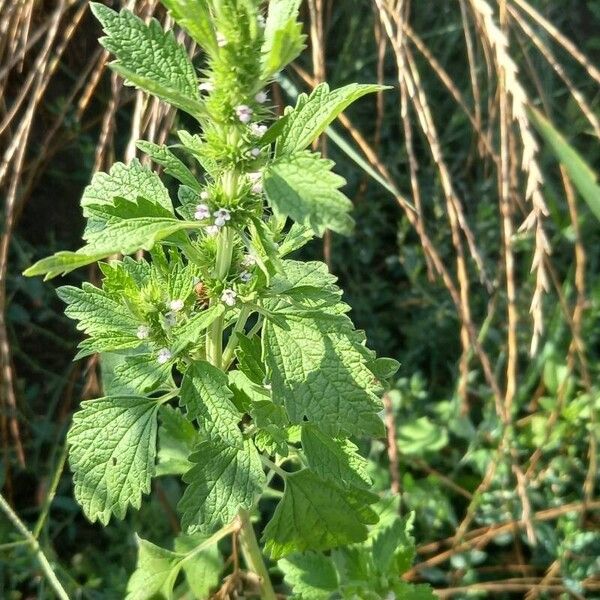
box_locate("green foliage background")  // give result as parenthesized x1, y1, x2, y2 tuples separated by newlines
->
(1, 0, 599, 598)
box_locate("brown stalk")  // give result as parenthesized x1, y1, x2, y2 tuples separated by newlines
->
(510, 0, 600, 86)
(507, 4, 600, 139)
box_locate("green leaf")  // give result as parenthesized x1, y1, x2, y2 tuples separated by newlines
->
(82, 159, 173, 239)
(263, 469, 378, 559)
(171, 304, 226, 353)
(529, 107, 600, 221)
(279, 223, 315, 256)
(396, 417, 448, 455)
(24, 250, 107, 280)
(137, 141, 200, 191)
(260, 0, 305, 79)
(57, 284, 140, 358)
(161, 0, 217, 55)
(180, 360, 242, 447)
(90, 3, 204, 120)
(277, 83, 385, 155)
(179, 438, 265, 533)
(279, 552, 338, 599)
(126, 537, 183, 600)
(68, 396, 160, 524)
(110, 353, 173, 395)
(391, 582, 437, 600)
(157, 405, 198, 477)
(265, 151, 354, 236)
(262, 307, 384, 438)
(174, 533, 223, 598)
(301, 425, 371, 489)
(373, 513, 416, 576)
(235, 334, 266, 384)
(83, 212, 200, 258)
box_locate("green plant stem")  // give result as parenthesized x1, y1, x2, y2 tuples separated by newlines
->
(0, 493, 69, 600)
(222, 304, 252, 369)
(206, 227, 234, 367)
(238, 509, 276, 600)
(179, 520, 239, 568)
(33, 443, 68, 539)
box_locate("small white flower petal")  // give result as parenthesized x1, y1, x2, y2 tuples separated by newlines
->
(221, 288, 237, 306)
(205, 225, 220, 237)
(216, 32, 228, 47)
(169, 299, 184, 312)
(157, 348, 172, 364)
(137, 325, 150, 340)
(255, 91, 268, 104)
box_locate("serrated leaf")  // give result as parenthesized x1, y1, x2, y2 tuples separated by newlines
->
(174, 533, 223, 598)
(57, 284, 140, 358)
(178, 130, 218, 174)
(279, 552, 338, 599)
(261, 3, 306, 79)
(391, 582, 437, 600)
(235, 334, 266, 384)
(396, 417, 448, 455)
(263, 307, 383, 438)
(171, 304, 225, 353)
(279, 223, 315, 256)
(264, 151, 354, 236)
(161, 0, 217, 55)
(82, 159, 173, 239)
(180, 360, 242, 447)
(126, 537, 183, 600)
(83, 212, 200, 258)
(105, 353, 172, 395)
(137, 141, 200, 191)
(91, 3, 204, 120)
(157, 406, 198, 477)
(263, 469, 378, 559)
(179, 438, 265, 533)
(301, 425, 371, 489)
(68, 396, 160, 524)
(23, 250, 107, 280)
(277, 83, 384, 155)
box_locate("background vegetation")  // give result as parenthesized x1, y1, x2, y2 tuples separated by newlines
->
(1, 0, 599, 597)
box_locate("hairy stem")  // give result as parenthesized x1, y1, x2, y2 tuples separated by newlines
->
(206, 226, 234, 367)
(238, 509, 276, 600)
(0, 493, 69, 600)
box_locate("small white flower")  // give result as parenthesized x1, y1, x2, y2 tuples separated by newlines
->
(200, 190, 210, 201)
(250, 147, 261, 158)
(194, 203, 210, 220)
(214, 208, 231, 222)
(248, 171, 263, 194)
(157, 348, 172, 364)
(169, 299, 184, 312)
(241, 254, 257, 268)
(216, 32, 228, 47)
(164, 312, 177, 327)
(236, 104, 253, 124)
(255, 90, 268, 104)
(205, 225, 220, 237)
(199, 81, 214, 93)
(221, 288, 237, 307)
(257, 14, 266, 28)
(240, 270, 252, 283)
(250, 123, 268, 138)
(137, 325, 150, 340)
